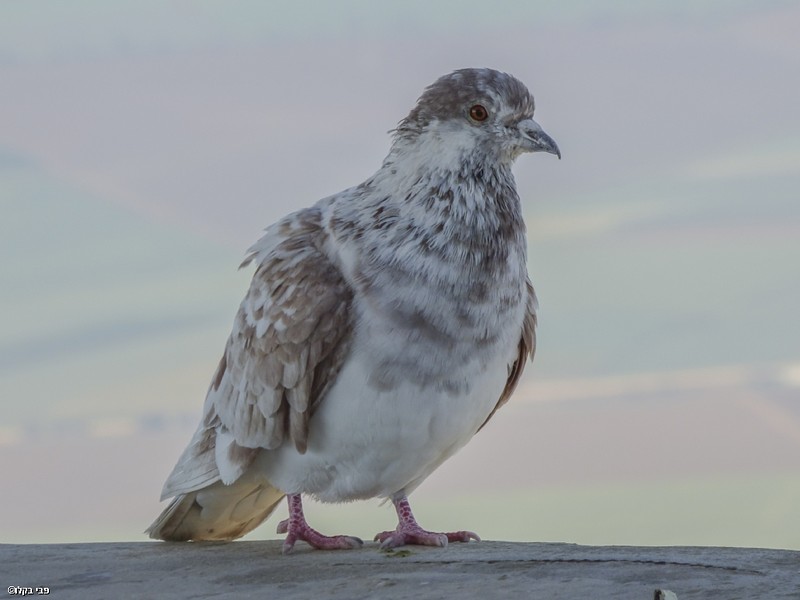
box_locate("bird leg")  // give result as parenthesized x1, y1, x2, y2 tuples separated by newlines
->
(276, 494, 363, 554)
(374, 493, 480, 549)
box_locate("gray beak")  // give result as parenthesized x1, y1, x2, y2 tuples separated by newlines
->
(518, 118, 561, 159)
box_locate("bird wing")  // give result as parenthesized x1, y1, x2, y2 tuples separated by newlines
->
(160, 208, 353, 500)
(478, 278, 537, 431)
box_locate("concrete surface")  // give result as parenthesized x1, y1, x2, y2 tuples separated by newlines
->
(2, 540, 798, 599)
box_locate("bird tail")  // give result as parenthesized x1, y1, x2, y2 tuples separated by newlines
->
(146, 477, 285, 541)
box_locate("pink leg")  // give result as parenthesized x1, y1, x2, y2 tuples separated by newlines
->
(373, 493, 480, 549)
(276, 494, 363, 554)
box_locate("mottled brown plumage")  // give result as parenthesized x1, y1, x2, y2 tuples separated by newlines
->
(147, 68, 559, 551)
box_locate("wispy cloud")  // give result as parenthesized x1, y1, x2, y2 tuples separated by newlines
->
(687, 144, 800, 181)
(520, 362, 799, 404)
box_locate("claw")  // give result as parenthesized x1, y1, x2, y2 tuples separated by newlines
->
(374, 493, 480, 549)
(279, 494, 363, 553)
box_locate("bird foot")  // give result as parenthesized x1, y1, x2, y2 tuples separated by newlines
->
(374, 492, 480, 549)
(278, 494, 363, 554)
(374, 524, 480, 549)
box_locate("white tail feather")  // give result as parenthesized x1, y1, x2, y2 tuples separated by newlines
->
(147, 477, 285, 541)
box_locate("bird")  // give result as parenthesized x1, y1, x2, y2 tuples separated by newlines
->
(146, 68, 560, 553)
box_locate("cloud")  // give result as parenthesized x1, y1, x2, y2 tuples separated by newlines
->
(518, 362, 796, 404)
(779, 362, 800, 388)
(687, 144, 800, 181)
(527, 204, 665, 240)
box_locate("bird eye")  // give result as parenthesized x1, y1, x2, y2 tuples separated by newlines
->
(469, 104, 489, 122)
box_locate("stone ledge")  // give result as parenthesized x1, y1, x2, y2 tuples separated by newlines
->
(3, 541, 798, 599)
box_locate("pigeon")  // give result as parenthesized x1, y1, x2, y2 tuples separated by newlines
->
(146, 68, 560, 553)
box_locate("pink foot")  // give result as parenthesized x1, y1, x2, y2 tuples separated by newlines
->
(374, 494, 480, 549)
(277, 494, 363, 554)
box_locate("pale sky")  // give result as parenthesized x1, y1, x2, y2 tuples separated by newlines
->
(1, 1, 798, 548)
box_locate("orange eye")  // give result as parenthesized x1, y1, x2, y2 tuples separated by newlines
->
(469, 104, 489, 122)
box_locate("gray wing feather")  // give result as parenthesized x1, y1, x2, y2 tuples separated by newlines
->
(478, 277, 537, 431)
(160, 208, 353, 499)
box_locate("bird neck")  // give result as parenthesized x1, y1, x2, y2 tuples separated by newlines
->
(369, 145, 526, 252)
(330, 154, 527, 288)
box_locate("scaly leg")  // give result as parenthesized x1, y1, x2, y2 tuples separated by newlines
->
(276, 494, 363, 554)
(373, 493, 480, 549)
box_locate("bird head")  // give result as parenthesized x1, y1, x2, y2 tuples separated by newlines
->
(392, 68, 560, 170)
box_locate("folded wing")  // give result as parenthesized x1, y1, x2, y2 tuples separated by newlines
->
(479, 278, 537, 431)
(159, 208, 353, 500)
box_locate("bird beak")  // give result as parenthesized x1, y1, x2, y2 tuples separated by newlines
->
(517, 118, 561, 159)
